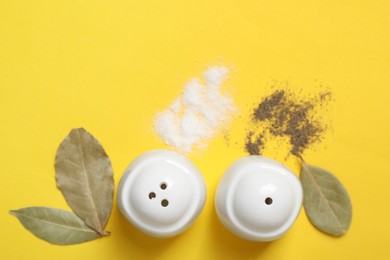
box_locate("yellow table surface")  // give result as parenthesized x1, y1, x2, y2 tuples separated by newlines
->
(1, 0, 389, 259)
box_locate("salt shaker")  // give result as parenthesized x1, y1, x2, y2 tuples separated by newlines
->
(117, 150, 206, 238)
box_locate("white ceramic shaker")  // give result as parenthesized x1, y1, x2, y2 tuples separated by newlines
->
(215, 155, 303, 241)
(117, 150, 206, 238)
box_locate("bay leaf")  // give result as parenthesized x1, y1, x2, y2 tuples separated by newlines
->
(55, 128, 114, 235)
(300, 162, 352, 236)
(10, 207, 101, 245)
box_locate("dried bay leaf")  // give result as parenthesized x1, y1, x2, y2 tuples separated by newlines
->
(10, 207, 101, 245)
(55, 128, 114, 235)
(300, 162, 352, 236)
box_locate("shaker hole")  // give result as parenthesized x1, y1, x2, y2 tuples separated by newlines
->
(161, 199, 169, 207)
(148, 192, 156, 200)
(160, 183, 167, 190)
(265, 197, 273, 205)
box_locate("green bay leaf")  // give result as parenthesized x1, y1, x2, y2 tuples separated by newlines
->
(10, 207, 101, 245)
(55, 128, 114, 235)
(300, 162, 352, 236)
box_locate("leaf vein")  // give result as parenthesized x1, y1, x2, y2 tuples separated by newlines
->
(13, 212, 98, 234)
(76, 129, 103, 234)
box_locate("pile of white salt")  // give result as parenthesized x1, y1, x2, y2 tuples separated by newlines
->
(154, 66, 236, 154)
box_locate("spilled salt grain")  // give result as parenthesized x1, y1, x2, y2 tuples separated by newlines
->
(154, 66, 236, 154)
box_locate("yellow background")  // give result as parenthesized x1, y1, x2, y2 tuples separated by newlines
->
(1, 0, 389, 259)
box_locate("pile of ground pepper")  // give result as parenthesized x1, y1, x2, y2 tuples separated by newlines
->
(245, 89, 331, 158)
